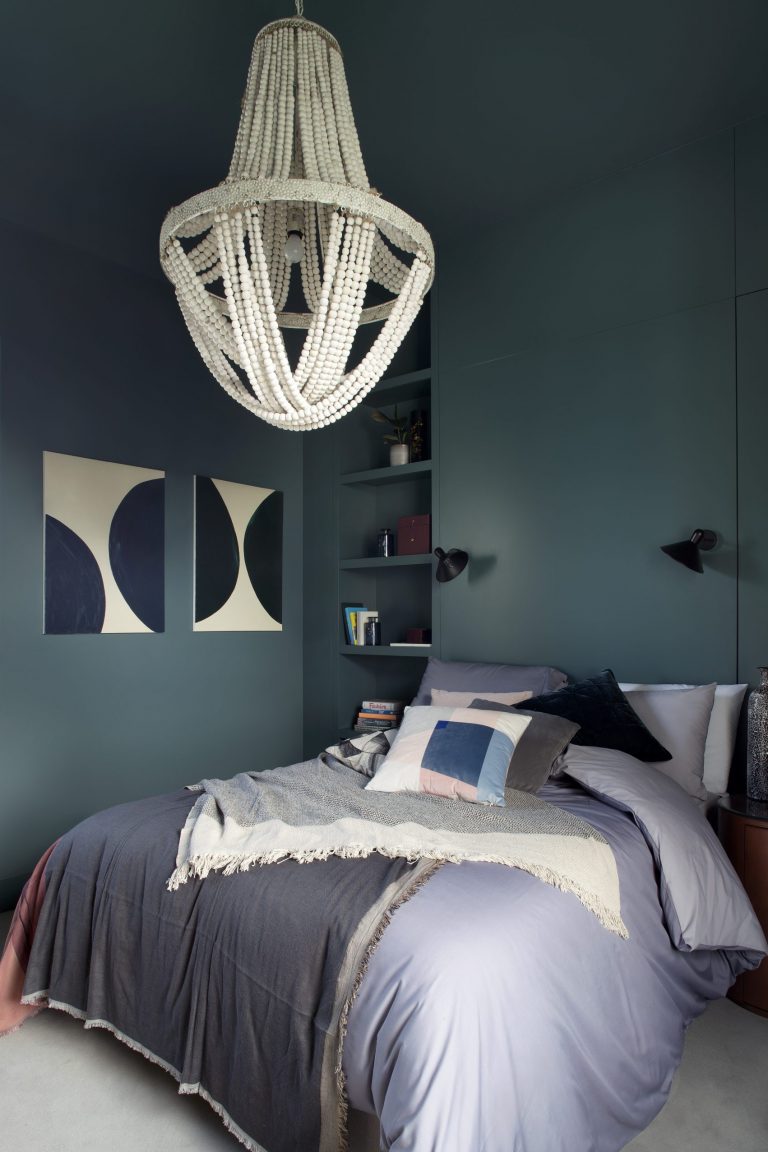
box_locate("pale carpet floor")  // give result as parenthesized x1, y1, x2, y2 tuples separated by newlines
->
(2, 911, 767, 1151)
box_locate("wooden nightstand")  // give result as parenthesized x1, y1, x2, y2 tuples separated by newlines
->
(718, 794, 768, 1017)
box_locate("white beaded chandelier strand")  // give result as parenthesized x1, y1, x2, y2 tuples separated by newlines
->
(160, 7, 434, 431)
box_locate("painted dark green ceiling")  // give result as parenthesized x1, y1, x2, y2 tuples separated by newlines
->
(2, 0, 768, 276)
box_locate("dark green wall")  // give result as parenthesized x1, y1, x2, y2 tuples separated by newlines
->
(301, 116, 768, 783)
(302, 424, 339, 758)
(438, 302, 736, 682)
(0, 221, 304, 909)
(737, 288, 768, 684)
(6, 109, 762, 907)
(436, 119, 768, 760)
(735, 117, 768, 689)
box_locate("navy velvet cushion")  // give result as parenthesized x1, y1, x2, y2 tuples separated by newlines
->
(516, 669, 672, 762)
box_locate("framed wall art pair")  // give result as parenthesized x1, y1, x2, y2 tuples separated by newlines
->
(43, 451, 283, 635)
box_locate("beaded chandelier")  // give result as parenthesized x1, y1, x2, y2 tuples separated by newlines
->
(159, 2, 434, 431)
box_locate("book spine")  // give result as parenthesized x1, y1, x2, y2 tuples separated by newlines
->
(356, 611, 379, 646)
(347, 609, 360, 645)
(355, 719, 398, 730)
(358, 712, 399, 722)
(361, 700, 405, 711)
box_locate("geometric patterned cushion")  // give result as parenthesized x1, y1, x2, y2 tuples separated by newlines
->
(365, 705, 532, 806)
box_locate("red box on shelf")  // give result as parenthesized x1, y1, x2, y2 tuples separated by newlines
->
(406, 628, 432, 644)
(397, 514, 431, 556)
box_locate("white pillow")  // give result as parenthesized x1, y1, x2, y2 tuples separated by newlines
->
(619, 683, 747, 795)
(622, 685, 715, 807)
(429, 688, 533, 708)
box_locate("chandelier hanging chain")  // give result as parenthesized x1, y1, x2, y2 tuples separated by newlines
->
(160, 10, 434, 431)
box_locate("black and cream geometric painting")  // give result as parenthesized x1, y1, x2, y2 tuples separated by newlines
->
(44, 451, 165, 634)
(194, 476, 283, 632)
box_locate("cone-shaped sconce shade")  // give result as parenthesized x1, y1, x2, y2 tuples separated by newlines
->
(661, 529, 717, 574)
(434, 547, 469, 583)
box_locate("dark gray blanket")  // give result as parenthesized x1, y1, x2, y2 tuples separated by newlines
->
(21, 789, 435, 1152)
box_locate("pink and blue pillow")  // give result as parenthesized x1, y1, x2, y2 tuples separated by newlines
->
(365, 705, 532, 806)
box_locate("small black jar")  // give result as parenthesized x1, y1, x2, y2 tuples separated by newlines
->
(377, 528, 394, 557)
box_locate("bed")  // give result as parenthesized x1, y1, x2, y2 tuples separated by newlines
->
(2, 661, 766, 1152)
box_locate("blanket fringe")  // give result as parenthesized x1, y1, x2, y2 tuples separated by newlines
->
(167, 847, 628, 939)
(18, 995, 270, 1152)
(334, 860, 443, 1152)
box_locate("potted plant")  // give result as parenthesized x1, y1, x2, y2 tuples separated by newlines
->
(371, 406, 411, 466)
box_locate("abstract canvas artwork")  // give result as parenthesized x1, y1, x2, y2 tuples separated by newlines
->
(194, 476, 283, 632)
(44, 452, 165, 634)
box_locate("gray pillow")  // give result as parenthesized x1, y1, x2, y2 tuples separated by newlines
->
(623, 684, 716, 807)
(470, 700, 580, 792)
(430, 688, 533, 708)
(412, 658, 568, 706)
(559, 744, 768, 958)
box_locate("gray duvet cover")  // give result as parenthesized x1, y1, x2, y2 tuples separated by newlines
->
(344, 778, 760, 1151)
(17, 765, 765, 1152)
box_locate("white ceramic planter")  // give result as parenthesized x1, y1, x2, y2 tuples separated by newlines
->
(389, 443, 409, 466)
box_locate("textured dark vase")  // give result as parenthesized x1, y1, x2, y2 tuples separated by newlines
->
(747, 667, 768, 802)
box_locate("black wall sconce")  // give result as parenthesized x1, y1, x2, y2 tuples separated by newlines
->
(434, 547, 469, 583)
(660, 529, 718, 574)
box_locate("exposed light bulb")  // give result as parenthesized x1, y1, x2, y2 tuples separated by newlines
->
(284, 230, 304, 265)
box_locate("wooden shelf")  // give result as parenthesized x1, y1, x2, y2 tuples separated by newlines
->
(362, 368, 431, 408)
(340, 554, 433, 569)
(339, 460, 431, 487)
(339, 645, 433, 658)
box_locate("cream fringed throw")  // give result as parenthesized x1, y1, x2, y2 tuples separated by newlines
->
(169, 734, 627, 939)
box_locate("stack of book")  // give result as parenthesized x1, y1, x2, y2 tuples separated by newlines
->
(354, 699, 405, 733)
